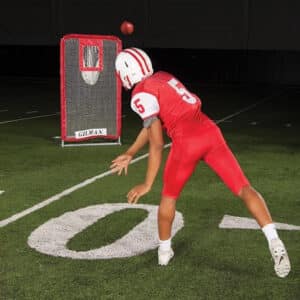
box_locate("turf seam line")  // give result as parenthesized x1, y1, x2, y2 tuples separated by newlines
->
(25, 110, 39, 114)
(214, 94, 275, 124)
(0, 113, 59, 125)
(0, 95, 275, 228)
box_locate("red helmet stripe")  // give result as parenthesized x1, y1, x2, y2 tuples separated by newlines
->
(123, 49, 146, 75)
(130, 48, 151, 73)
(125, 75, 132, 88)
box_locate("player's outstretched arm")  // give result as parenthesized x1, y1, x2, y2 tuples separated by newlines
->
(110, 127, 149, 175)
(127, 119, 164, 203)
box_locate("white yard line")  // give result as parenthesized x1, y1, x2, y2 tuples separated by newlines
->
(0, 191, 4, 195)
(0, 113, 59, 125)
(0, 96, 274, 228)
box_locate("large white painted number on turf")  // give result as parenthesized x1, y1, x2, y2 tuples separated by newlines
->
(219, 215, 300, 230)
(28, 203, 184, 260)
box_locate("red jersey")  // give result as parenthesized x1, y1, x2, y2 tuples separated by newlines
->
(131, 71, 203, 138)
(131, 71, 249, 198)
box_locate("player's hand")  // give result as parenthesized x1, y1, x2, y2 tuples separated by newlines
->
(110, 154, 132, 175)
(127, 183, 151, 204)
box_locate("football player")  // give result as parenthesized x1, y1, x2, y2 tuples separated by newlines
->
(110, 48, 291, 278)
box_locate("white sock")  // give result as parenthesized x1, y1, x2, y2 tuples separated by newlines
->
(262, 223, 279, 244)
(159, 238, 171, 251)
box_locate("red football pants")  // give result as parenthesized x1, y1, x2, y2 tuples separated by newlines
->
(162, 116, 249, 199)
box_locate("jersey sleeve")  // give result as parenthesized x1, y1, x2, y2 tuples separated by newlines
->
(130, 92, 160, 120)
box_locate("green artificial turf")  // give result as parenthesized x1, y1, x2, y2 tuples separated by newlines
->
(0, 84, 299, 299)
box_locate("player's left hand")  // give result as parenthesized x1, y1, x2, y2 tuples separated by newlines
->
(127, 183, 151, 204)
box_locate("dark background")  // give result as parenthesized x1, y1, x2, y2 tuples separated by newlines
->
(1, 0, 300, 85)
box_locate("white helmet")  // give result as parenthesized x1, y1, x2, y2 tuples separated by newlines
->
(115, 48, 153, 89)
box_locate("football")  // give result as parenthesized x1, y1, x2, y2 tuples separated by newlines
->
(120, 20, 134, 35)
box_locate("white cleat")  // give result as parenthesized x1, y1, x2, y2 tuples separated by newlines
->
(158, 248, 174, 266)
(269, 238, 291, 278)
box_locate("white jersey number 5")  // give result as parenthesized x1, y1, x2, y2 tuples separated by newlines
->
(168, 78, 197, 104)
